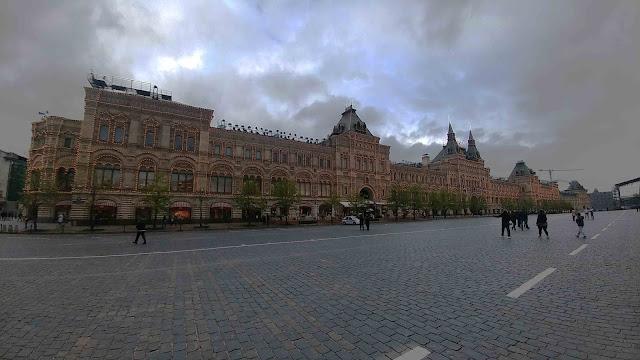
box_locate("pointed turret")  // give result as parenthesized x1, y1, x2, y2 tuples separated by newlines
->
(432, 123, 463, 163)
(447, 123, 455, 141)
(466, 130, 481, 160)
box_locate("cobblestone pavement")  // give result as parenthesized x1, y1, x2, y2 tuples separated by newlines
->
(0, 211, 638, 359)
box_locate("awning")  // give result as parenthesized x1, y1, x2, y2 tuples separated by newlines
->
(339, 201, 351, 207)
(55, 200, 72, 206)
(211, 202, 232, 208)
(94, 199, 117, 207)
(171, 201, 191, 208)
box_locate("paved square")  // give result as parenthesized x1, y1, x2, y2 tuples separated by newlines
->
(1, 211, 638, 359)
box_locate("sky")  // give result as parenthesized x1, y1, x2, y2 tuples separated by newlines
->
(1, 0, 639, 192)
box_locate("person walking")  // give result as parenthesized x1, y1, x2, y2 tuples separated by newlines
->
(571, 209, 576, 222)
(589, 209, 594, 220)
(536, 210, 549, 239)
(57, 213, 65, 233)
(575, 213, 587, 239)
(523, 211, 530, 230)
(133, 220, 147, 244)
(500, 210, 511, 238)
(510, 211, 517, 231)
(365, 215, 370, 231)
(358, 214, 364, 230)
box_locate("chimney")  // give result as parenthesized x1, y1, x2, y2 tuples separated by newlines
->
(421, 153, 430, 167)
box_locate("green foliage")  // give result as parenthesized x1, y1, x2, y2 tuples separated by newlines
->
(19, 177, 60, 231)
(387, 185, 407, 221)
(234, 180, 266, 225)
(322, 193, 342, 223)
(143, 175, 171, 228)
(347, 192, 367, 217)
(407, 185, 425, 220)
(469, 195, 487, 215)
(271, 179, 300, 224)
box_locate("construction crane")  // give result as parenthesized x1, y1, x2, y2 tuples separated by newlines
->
(537, 169, 584, 182)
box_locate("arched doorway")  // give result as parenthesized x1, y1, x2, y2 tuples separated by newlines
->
(359, 187, 373, 200)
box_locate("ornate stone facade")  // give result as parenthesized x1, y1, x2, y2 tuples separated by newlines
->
(26, 87, 560, 222)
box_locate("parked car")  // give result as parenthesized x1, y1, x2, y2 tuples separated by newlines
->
(341, 215, 360, 225)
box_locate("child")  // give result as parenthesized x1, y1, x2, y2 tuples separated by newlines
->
(575, 213, 586, 239)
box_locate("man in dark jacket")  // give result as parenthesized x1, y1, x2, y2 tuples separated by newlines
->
(510, 211, 517, 231)
(575, 213, 586, 239)
(536, 210, 548, 238)
(365, 215, 370, 231)
(133, 220, 147, 244)
(500, 210, 511, 238)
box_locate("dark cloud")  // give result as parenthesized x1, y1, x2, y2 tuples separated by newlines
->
(1, 0, 638, 191)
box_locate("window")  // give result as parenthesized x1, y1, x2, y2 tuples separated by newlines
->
(99, 124, 109, 141)
(297, 181, 312, 196)
(213, 144, 221, 155)
(244, 147, 251, 159)
(211, 176, 233, 193)
(30, 170, 41, 190)
(94, 165, 120, 188)
(138, 167, 155, 190)
(297, 153, 304, 165)
(327, 159, 331, 169)
(272, 149, 279, 163)
(145, 129, 155, 147)
(174, 133, 183, 150)
(171, 170, 193, 192)
(319, 158, 325, 168)
(320, 183, 331, 197)
(55, 168, 75, 191)
(225, 146, 233, 157)
(243, 175, 262, 193)
(63, 136, 73, 148)
(256, 150, 261, 160)
(114, 127, 124, 144)
(282, 153, 288, 164)
(186, 136, 195, 151)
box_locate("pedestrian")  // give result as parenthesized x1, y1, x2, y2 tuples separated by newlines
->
(161, 215, 167, 229)
(510, 211, 517, 231)
(365, 215, 370, 231)
(516, 211, 523, 230)
(57, 213, 65, 232)
(571, 209, 575, 222)
(523, 211, 530, 229)
(133, 220, 147, 244)
(575, 213, 586, 239)
(589, 209, 594, 220)
(358, 214, 364, 230)
(536, 210, 549, 239)
(500, 210, 511, 238)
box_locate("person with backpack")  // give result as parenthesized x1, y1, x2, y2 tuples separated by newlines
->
(575, 213, 587, 239)
(536, 210, 549, 239)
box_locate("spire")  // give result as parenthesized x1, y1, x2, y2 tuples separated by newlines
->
(447, 123, 455, 141)
(466, 129, 481, 160)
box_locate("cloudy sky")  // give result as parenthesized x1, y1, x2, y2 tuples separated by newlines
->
(1, 0, 639, 191)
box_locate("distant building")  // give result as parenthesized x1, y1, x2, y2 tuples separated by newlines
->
(589, 189, 615, 211)
(0, 149, 27, 215)
(25, 75, 561, 223)
(561, 180, 591, 211)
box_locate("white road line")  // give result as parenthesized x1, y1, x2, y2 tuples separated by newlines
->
(393, 346, 431, 360)
(602, 227, 608, 232)
(507, 267, 557, 299)
(569, 244, 589, 256)
(591, 234, 600, 240)
(0, 224, 491, 261)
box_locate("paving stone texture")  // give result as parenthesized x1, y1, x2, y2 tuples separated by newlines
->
(0, 210, 638, 359)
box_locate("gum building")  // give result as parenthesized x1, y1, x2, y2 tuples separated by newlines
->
(25, 76, 560, 223)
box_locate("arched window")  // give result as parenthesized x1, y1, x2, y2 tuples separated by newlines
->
(98, 124, 109, 141)
(94, 164, 120, 188)
(56, 167, 75, 191)
(114, 127, 124, 144)
(138, 166, 155, 190)
(243, 175, 262, 193)
(171, 169, 193, 192)
(186, 136, 195, 152)
(297, 179, 312, 196)
(211, 174, 233, 193)
(272, 149, 279, 163)
(30, 170, 41, 190)
(144, 128, 155, 147)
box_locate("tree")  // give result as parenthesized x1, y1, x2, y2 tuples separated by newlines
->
(469, 196, 488, 215)
(387, 185, 404, 221)
(143, 176, 170, 229)
(19, 175, 59, 231)
(500, 198, 516, 211)
(347, 192, 367, 218)
(428, 190, 442, 218)
(234, 180, 264, 225)
(322, 193, 342, 224)
(271, 179, 300, 224)
(407, 185, 425, 220)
